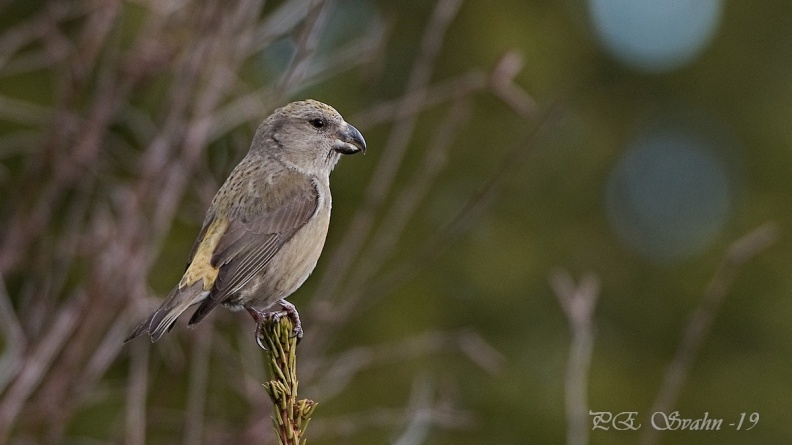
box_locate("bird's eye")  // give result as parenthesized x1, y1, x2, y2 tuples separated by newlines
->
(310, 118, 325, 129)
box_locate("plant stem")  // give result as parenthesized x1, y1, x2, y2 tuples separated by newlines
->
(257, 315, 317, 445)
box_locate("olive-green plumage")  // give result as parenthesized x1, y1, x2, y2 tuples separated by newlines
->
(126, 100, 366, 342)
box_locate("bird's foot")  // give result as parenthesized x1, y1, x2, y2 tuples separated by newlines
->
(247, 307, 268, 350)
(275, 299, 304, 341)
(247, 300, 304, 350)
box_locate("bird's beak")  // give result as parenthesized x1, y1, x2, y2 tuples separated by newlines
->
(334, 123, 367, 155)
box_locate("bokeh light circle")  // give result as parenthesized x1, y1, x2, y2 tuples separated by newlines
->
(606, 124, 733, 263)
(588, 0, 723, 72)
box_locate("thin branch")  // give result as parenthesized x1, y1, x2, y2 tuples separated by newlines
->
(334, 99, 472, 317)
(251, 0, 321, 57)
(307, 403, 474, 441)
(639, 222, 779, 445)
(0, 95, 55, 125)
(0, 292, 84, 442)
(0, 1, 71, 70)
(306, 330, 502, 403)
(335, 99, 565, 323)
(274, 0, 329, 102)
(183, 319, 214, 445)
(125, 340, 150, 445)
(392, 376, 436, 445)
(309, 0, 466, 310)
(350, 70, 486, 129)
(550, 270, 601, 445)
(0, 275, 26, 393)
(488, 51, 538, 119)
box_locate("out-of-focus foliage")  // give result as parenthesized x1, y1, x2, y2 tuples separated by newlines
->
(0, 0, 790, 444)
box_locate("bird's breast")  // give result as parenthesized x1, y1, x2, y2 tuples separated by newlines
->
(239, 187, 331, 305)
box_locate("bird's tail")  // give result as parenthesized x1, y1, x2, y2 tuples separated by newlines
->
(125, 282, 208, 342)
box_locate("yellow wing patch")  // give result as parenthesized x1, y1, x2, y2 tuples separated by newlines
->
(179, 217, 229, 291)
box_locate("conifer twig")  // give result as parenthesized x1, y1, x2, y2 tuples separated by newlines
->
(256, 315, 317, 445)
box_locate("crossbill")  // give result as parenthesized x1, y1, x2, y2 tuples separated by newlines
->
(126, 99, 366, 342)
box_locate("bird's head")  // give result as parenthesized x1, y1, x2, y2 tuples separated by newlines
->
(253, 99, 366, 175)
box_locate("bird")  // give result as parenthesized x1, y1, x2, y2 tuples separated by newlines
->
(125, 99, 366, 343)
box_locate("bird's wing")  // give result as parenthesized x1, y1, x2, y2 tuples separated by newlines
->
(187, 173, 319, 325)
(186, 212, 216, 267)
(128, 212, 221, 342)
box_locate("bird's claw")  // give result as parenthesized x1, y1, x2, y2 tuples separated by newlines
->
(275, 299, 304, 341)
(248, 301, 304, 350)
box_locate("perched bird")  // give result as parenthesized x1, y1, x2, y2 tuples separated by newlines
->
(126, 99, 366, 342)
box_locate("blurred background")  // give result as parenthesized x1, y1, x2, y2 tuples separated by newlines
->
(0, 0, 790, 443)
